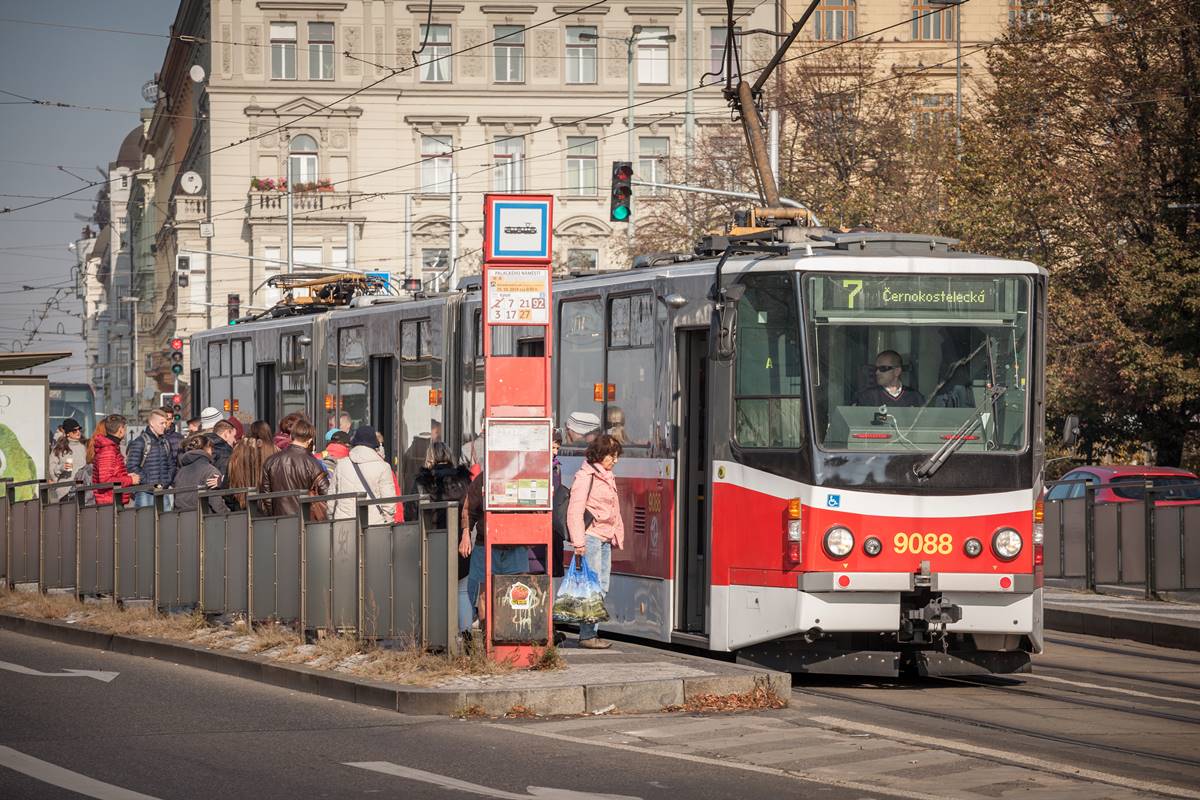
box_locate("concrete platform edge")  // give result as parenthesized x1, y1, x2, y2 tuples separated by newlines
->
(0, 612, 790, 716)
(1045, 603, 1200, 652)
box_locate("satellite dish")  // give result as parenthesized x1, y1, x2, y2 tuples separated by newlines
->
(180, 171, 204, 195)
(189, 64, 206, 84)
(141, 80, 160, 103)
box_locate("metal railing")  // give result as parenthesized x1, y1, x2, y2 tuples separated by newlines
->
(0, 478, 459, 650)
(1042, 478, 1200, 598)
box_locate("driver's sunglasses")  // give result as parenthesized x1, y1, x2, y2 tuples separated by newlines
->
(874, 365, 899, 373)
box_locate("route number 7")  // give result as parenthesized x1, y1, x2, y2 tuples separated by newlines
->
(842, 279, 863, 309)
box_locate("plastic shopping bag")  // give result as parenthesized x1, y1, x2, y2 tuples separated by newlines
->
(552, 555, 609, 624)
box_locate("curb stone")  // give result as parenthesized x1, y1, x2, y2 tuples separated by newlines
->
(0, 612, 790, 716)
(1044, 605, 1200, 652)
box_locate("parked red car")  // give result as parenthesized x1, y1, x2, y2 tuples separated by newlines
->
(1046, 465, 1200, 505)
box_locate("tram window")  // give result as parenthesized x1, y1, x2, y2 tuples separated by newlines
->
(337, 326, 369, 432)
(231, 339, 255, 421)
(559, 297, 605, 447)
(492, 324, 543, 357)
(606, 293, 654, 447)
(399, 318, 443, 490)
(207, 341, 229, 414)
(280, 334, 307, 417)
(734, 274, 805, 448)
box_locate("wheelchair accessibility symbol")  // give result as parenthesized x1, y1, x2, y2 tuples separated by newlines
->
(826, 494, 841, 509)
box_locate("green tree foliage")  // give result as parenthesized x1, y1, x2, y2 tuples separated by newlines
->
(945, 0, 1200, 465)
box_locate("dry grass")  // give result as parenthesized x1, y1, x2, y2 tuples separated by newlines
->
(0, 588, 508, 687)
(663, 678, 789, 714)
(529, 643, 566, 671)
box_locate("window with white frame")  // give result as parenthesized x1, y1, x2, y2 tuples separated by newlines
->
(1009, 0, 1051, 26)
(418, 24, 452, 82)
(271, 22, 297, 80)
(494, 25, 525, 83)
(636, 27, 670, 85)
(419, 135, 453, 193)
(288, 134, 319, 185)
(565, 136, 598, 196)
(638, 136, 669, 195)
(812, 0, 856, 41)
(566, 26, 597, 84)
(493, 137, 524, 192)
(309, 22, 335, 79)
(421, 248, 449, 288)
(566, 248, 598, 271)
(709, 27, 739, 76)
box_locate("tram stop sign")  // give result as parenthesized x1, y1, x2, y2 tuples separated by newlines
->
(481, 194, 555, 667)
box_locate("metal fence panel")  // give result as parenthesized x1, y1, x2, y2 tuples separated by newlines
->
(0, 489, 8, 583)
(1154, 506, 1185, 592)
(1185, 505, 1200, 590)
(1117, 502, 1146, 584)
(158, 509, 200, 610)
(362, 521, 421, 641)
(202, 511, 250, 617)
(303, 518, 360, 632)
(77, 505, 116, 597)
(1093, 503, 1120, 584)
(1043, 500, 1063, 578)
(117, 505, 155, 601)
(425, 527, 450, 651)
(9, 497, 40, 586)
(251, 515, 302, 623)
(1061, 497, 1086, 578)
(41, 499, 77, 591)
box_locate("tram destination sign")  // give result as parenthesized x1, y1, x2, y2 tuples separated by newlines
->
(815, 275, 1009, 316)
(484, 194, 554, 264)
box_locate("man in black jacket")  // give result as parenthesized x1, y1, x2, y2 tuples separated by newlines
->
(208, 420, 237, 478)
(856, 350, 926, 408)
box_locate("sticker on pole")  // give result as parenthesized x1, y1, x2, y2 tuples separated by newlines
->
(486, 267, 549, 325)
(483, 194, 554, 264)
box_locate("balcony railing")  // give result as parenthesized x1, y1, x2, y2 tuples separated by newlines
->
(248, 190, 361, 221)
(174, 195, 208, 223)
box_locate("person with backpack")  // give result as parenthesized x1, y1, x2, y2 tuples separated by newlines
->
(327, 426, 396, 524)
(172, 434, 224, 514)
(48, 419, 87, 502)
(87, 414, 140, 506)
(125, 408, 179, 509)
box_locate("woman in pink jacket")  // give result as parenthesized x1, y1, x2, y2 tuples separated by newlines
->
(567, 434, 624, 648)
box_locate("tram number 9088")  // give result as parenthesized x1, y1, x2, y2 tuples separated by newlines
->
(893, 532, 954, 555)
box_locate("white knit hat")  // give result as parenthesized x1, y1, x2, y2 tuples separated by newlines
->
(199, 406, 224, 430)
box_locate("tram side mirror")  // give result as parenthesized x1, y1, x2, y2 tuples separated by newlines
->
(1061, 414, 1080, 447)
(713, 284, 745, 361)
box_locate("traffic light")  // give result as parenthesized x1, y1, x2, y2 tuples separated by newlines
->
(177, 255, 190, 288)
(171, 393, 183, 423)
(610, 161, 632, 222)
(169, 336, 184, 375)
(227, 293, 240, 325)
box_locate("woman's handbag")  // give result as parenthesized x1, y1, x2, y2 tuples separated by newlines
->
(307, 471, 328, 522)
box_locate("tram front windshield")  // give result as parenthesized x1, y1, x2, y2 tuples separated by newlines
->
(804, 273, 1031, 453)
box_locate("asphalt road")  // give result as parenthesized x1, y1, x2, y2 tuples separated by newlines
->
(2, 628, 1198, 799)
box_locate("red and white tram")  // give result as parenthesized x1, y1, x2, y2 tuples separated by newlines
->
(192, 230, 1045, 675)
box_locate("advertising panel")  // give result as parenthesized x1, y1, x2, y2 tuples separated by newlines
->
(0, 378, 49, 491)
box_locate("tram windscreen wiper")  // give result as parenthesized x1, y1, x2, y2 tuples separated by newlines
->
(913, 383, 1007, 479)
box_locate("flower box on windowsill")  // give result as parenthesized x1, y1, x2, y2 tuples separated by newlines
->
(248, 177, 335, 193)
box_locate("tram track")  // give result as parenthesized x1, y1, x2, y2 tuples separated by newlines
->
(1044, 634, 1200, 666)
(791, 684, 1200, 770)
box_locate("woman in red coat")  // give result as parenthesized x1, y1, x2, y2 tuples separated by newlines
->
(86, 414, 140, 506)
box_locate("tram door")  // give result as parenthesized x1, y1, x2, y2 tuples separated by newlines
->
(676, 329, 709, 634)
(255, 363, 276, 429)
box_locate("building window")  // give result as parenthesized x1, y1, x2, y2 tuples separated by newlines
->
(1009, 0, 1051, 26)
(418, 24, 452, 82)
(565, 136, 598, 196)
(566, 248, 599, 271)
(420, 135, 453, 193)
(494, 25, 525, 83)
(709, 26, 739, 75)
(812, 1, 856, 42)
(913, 94, 954, 131)
(912, 1, 954, 40)
(271, 22, 297, 80)
(566, 26, 597, 84)
(288, 134, 319, 185)
(638, 136, 669, 195)
(421, 248, 449, 288)
(636, 27, 671, 85)
(309, 22, 335, 80)
(493, 137, 524, 192)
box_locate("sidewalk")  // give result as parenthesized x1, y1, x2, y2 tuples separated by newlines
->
(1044, 584, 1200, 651)
(0, 612, 789, 717)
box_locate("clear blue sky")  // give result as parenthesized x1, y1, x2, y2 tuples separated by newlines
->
(0, 0, 177, 383)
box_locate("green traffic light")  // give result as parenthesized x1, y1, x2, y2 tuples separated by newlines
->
(612, 206, 629, 221)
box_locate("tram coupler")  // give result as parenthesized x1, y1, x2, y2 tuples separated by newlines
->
(907, 599, 963, 626)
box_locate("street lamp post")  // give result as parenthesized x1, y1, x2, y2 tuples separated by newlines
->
(930, 0, 967, 152)
(119, 296, 139, 413)
(580, 27, 675, 247)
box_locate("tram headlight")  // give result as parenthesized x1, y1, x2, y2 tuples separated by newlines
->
(823, 526, 855, 559)
(991, 528, 1023, 561)
(863, 537, 882, 557)
(963, 537, 984, 558)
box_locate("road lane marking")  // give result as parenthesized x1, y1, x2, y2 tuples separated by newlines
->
(484, 725, 954, 800)
(344, 762, 642, 799)
(1026, 673, 1200, 707)
(0, 659, 119, 682)
(0, 745, 161, 800)
(808, 715, 1200, 800)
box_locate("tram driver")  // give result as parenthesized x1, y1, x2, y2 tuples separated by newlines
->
(855, 350, 926, 408)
